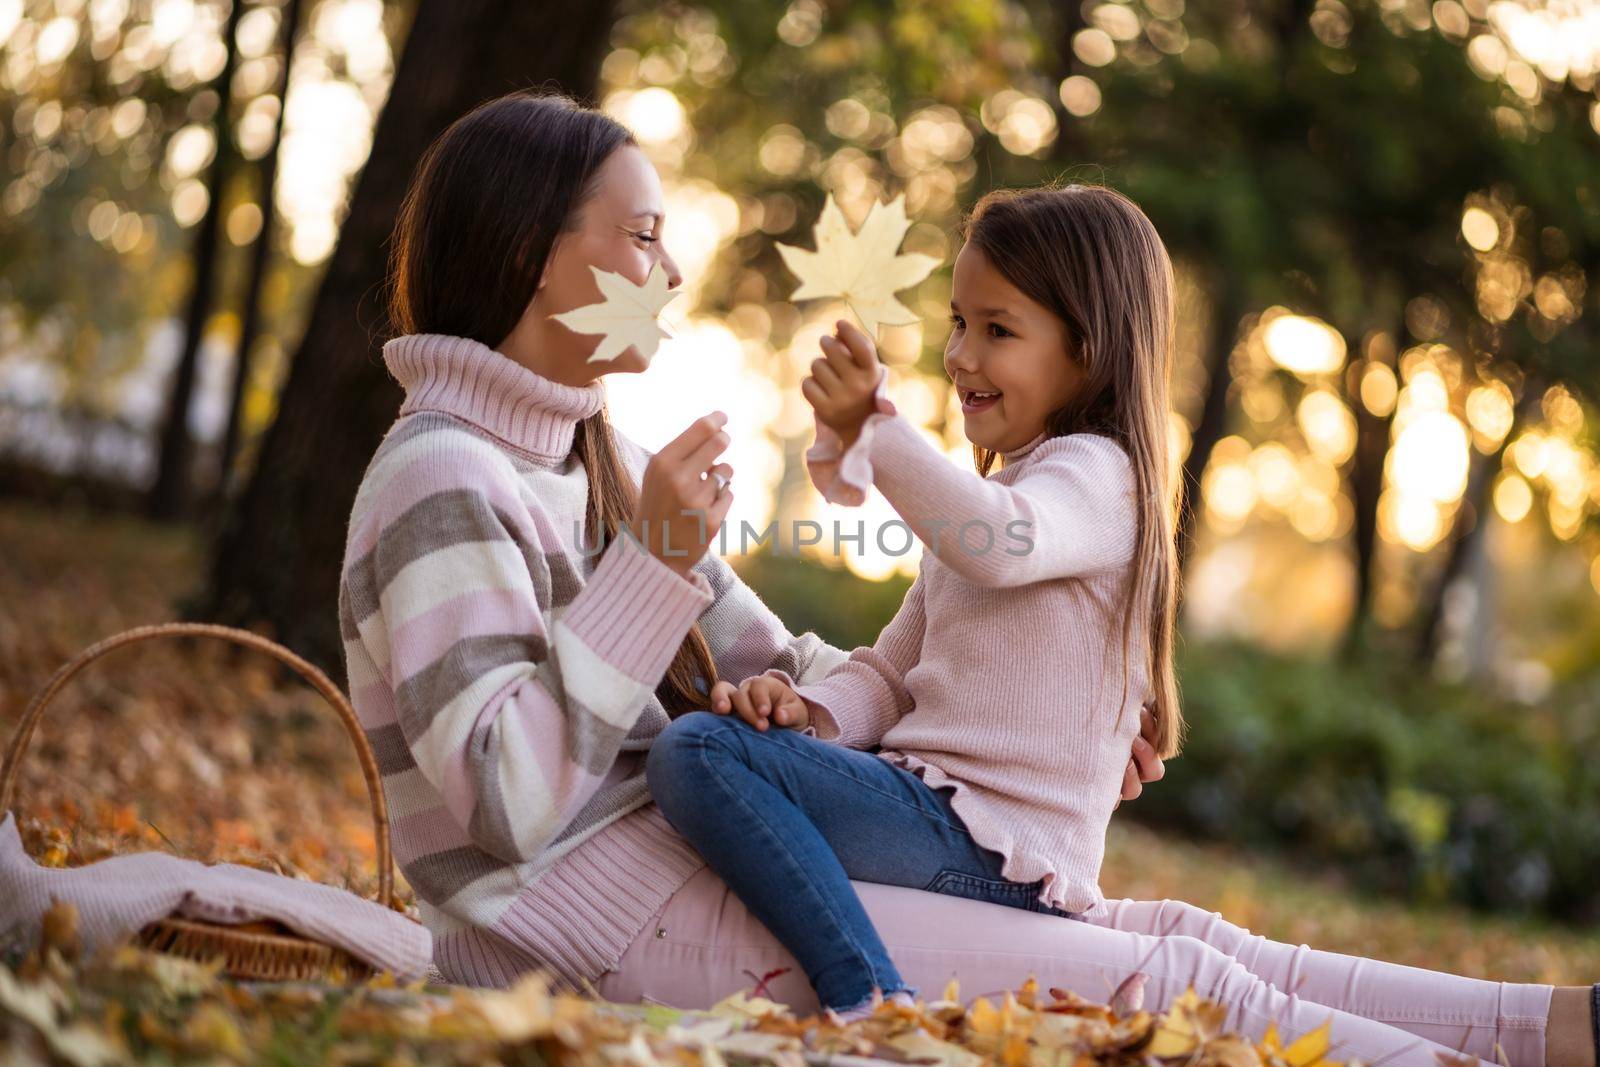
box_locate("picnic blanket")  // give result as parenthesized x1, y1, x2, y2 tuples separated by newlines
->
(0, 811, 432, 979)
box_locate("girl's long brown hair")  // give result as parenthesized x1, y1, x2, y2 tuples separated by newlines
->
(387, 90, 717, 715)
(965, 184, 1184, 758)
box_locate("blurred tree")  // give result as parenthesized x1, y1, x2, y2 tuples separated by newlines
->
(214, 0, 305, 513)
(1345, 326, 1399, 651)
(0, 0, 372, 500)
(201, 0, 619, 666)
(1414, 374, 1544, 663)
(148, 0, 247, 520)
(0, 6, 199, 427)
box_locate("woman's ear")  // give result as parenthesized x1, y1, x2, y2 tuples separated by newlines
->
(535, 240, 556, 292)
(536, 231, 570, 292)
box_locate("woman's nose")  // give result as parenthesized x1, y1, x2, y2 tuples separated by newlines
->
(660, 250, 684, 290)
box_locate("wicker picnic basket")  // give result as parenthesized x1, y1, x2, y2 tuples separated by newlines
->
(0, 621, 400, 983)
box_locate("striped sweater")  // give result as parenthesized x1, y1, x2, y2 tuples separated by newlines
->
(337, 333, 846, 989)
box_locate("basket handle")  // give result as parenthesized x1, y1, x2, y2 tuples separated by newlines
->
(0, 621, 396, 910)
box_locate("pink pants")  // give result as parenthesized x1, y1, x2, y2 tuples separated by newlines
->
(595, 867, 1553, 1066)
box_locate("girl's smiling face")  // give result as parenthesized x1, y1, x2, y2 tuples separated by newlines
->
(944, 241, 1085, 454)
(501, 144, 683, 385)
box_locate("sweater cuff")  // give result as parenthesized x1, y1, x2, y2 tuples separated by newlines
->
(763, 668, 832, 741)
(769, 666, 889, 748)
(560, 537, 714, 685)
(804, 374, 898, 507)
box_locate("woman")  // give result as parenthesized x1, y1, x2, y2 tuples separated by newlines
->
(336, 90, 1597, 1066)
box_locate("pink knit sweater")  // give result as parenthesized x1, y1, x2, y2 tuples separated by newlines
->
(773, 402, 1148, 919)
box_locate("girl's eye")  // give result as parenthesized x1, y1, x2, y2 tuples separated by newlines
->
(988, 323, 1012, 338)
(634, 231, 659, 244)
(949, 314, 965, 330)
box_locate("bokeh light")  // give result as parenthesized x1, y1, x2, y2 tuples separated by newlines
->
(1262, 311, 1347, 376)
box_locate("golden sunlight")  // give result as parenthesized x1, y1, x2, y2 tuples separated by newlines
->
(1263, 311, 1346, 376)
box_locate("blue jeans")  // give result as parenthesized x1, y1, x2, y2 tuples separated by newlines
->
(645, 711, 1075, 1011)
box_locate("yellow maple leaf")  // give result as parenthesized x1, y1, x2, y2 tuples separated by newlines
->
(187, 1002, 249, 1060)
(966, 995, 1003, 1036)
(776, 193, 940, 338)
(885, 1027, 986, 1067)
(707, 989, 790, 1022)
(550, 262, 680, 365)
(1209, 1033, 1270, 1067)
(1262, 1019, 1334, 1067)
(465, 972, 555, 1042)
(1147, 987, 1228, 1058)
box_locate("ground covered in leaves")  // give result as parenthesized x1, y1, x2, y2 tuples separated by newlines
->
(6, 899, 1346, 1067)
(2, 497, 1598, 1064)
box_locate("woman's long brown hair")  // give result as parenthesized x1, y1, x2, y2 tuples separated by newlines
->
(387, 90, 716, 715)
(964, 185, 1184, 758)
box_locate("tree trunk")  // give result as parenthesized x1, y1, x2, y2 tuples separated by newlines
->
(1176, 281, 1242, 576)
(1341, 331, 1398, 656)
(1047, 0, 1089, 160)
(213, 0, 304, 512)
(198, 0, 618, 670)
(1413, 379, 1541, 666)
(147, 0, 246, 521)
(1175, 0, 1305, 577)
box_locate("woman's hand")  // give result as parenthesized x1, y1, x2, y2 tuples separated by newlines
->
(801, 319, 885, 450)
(630, 412, 734, 578)
(1115, 707, 1166, 807)
(708, 675, 810, 732)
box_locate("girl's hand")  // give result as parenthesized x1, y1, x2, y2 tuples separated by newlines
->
(708, 675, 810, 731)
(631, 412, 734, 578)
(1115, 707, 1166, 807)
(801, 319, 884, 449)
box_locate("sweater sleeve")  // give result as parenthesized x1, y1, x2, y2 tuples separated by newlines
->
(809, 417, 1138, 588)
(765, 569, 927, 749)
(341, 447, 712, 867)
(805, 371, 897, 507)
(691, 552, 849, 688)
(609, 427, 849, 691)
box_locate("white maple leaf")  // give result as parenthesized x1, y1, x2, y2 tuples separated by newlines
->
(550, 262, 680, 365)
(776, 193, 941, 338)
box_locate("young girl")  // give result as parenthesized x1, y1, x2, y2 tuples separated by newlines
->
(645, 185, 1600, 1066)
(646, 184, 1179, 1017)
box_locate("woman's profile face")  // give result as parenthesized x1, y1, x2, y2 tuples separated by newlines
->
(501, 143, 684, 385)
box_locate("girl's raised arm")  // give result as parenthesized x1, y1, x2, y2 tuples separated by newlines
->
(811, 413, 1137, 589)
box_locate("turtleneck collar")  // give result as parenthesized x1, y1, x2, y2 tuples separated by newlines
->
(999, 430, 1051, 465)
(382, 334, 606, 461)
